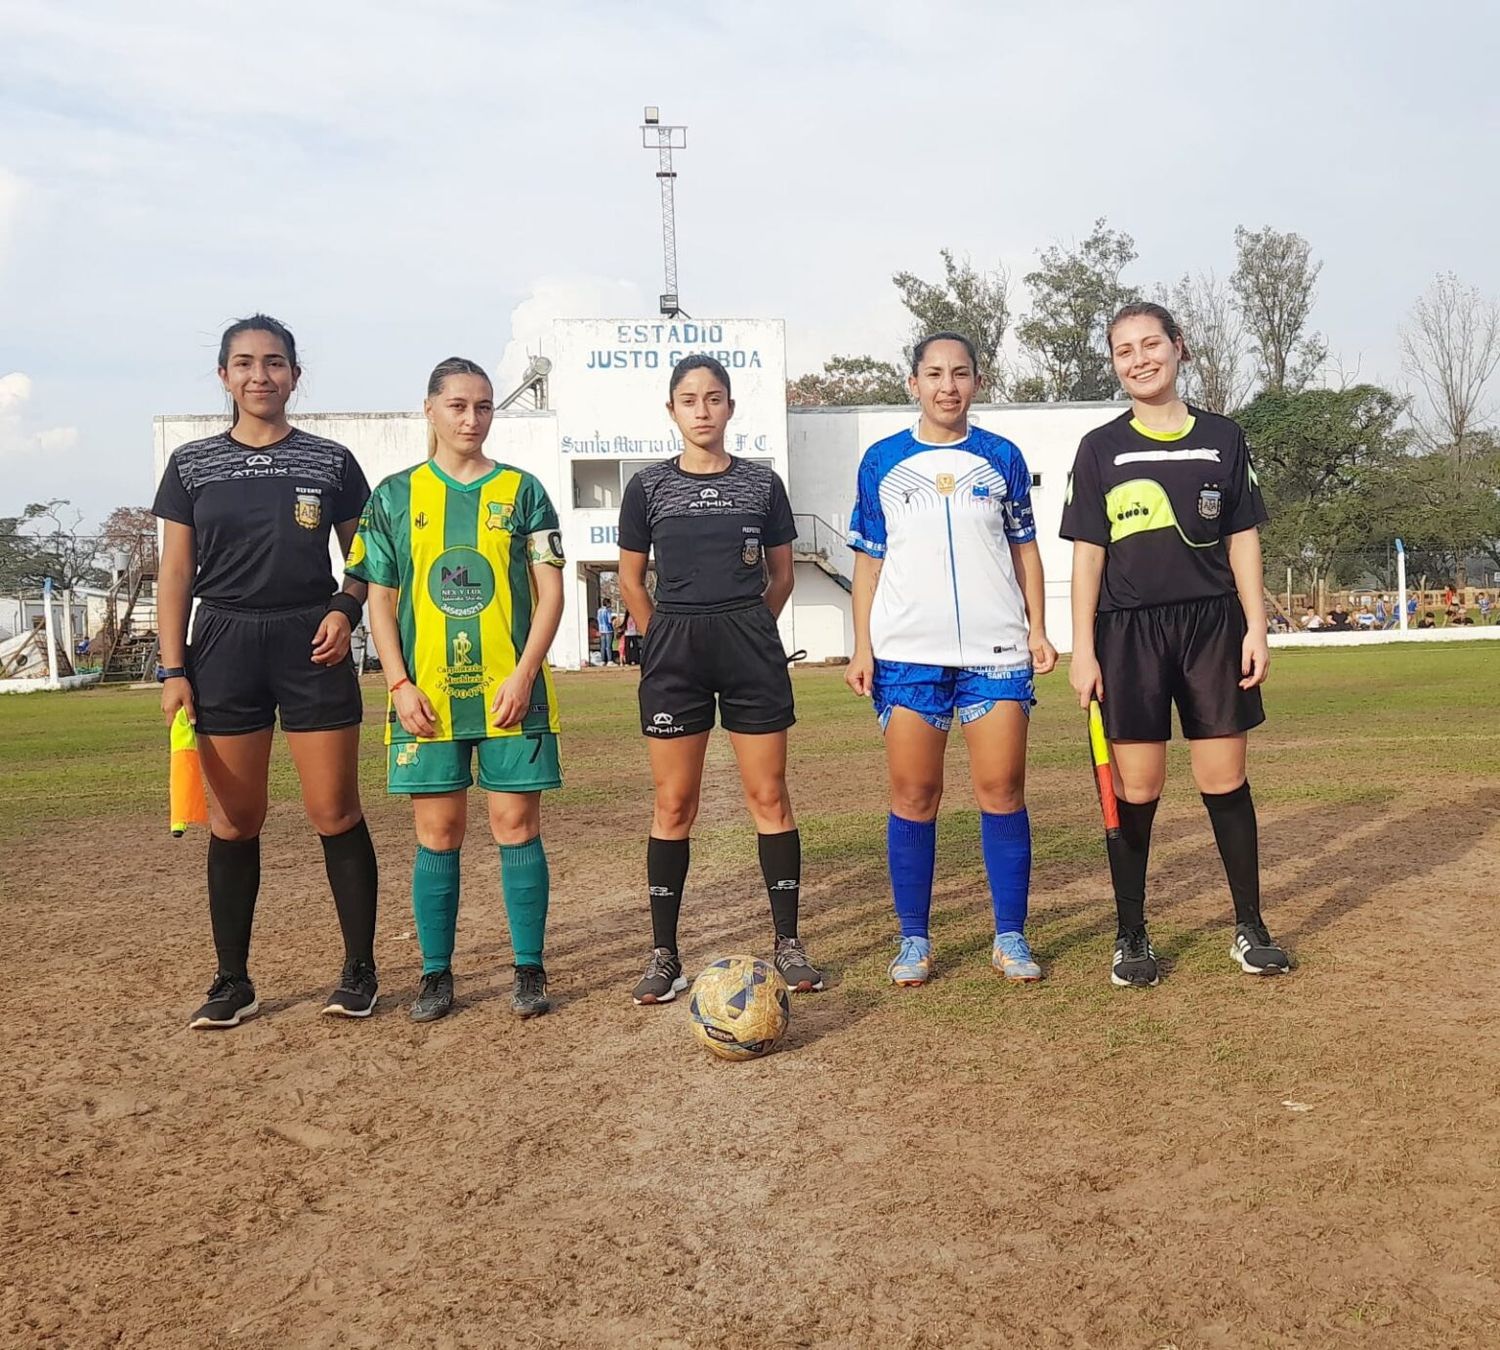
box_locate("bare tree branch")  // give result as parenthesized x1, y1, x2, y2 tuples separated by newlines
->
(1399, 271, 1500, 462)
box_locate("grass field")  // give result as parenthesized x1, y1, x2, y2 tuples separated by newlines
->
(3, 646, 1498, 1348)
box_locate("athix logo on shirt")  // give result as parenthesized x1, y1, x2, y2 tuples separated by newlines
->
(245, 454, 273, 467)
(700, 488, 720, 500)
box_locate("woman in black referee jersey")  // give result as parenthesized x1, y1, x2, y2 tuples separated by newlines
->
(1061, 302, 1289, 988)
(154, 314, 379, 1030)
(618, 355, 824, 1005)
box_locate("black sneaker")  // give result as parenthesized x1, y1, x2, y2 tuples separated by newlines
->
(322, 959, 379, 1018)
(632, 947, 687, 1005)
(410, 969, 454, 1023)
(1231, 922, 1290, 975)
(512, 964, 552, 1018)
(1111, 927, 1160, 988)
(189, 973, 259, 1029)
(773, 936, 825, 992)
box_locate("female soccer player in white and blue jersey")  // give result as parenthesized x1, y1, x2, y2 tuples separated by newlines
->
(845, 333, 1057, 986)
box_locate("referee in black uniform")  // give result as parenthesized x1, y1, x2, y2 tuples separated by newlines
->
(618, 355, 824, 1005)
(154, 315, 380, 1029)
(1062, 302, 1290, 988)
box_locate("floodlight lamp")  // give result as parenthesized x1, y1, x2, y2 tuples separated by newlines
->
(644, 106, 660, 124)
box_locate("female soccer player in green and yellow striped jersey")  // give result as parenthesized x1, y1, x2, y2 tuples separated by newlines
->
(348, 357, 566, 1021)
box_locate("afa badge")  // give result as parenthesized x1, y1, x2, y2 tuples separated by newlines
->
(1198, 487, 1222, 520)
(741, 537, 762, 566)
(294, 491, 322, 530)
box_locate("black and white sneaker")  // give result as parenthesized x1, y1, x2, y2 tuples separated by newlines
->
(189, 973, 259, 1029)
(512, 964, 552, 1018)
(1231, 922, 1290, 975)
(410, 969, 455, 1023)
(1111, 928, 1160, 988)
(773, 936, 825, 992)
(632, 947, 688, 1005)
(322, 959, 379, 1018)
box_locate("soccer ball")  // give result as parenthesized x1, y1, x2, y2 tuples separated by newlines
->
(688, 956, 790, 1061)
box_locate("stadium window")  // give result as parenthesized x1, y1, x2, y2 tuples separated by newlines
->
(1031, 473, 1043, 488)
(572, 461, 620, 509)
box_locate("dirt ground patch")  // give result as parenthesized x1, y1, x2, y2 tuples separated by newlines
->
(3, 655, 1498, 1348)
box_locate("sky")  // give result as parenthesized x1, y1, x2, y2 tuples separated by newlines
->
(3, 0, 1498, 525)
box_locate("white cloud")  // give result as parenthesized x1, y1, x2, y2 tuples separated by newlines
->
(0, 372, 77, 461)
(0, 372, 33, 414)
(495, 276, 648, 399)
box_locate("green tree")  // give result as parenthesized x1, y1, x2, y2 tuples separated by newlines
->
(786, 355, 909, 407)
(1386, 436, 1500, 583)
(1016, 218, 1139, 401)
(0, 500, 106, 590)
(892, 249, 1011, 388)
(1230, 225, 1327, 394)
(1239, 385, 1408, 603)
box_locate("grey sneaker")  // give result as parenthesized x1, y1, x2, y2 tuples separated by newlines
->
(632, 947, 687, 1005)
(322, 959, 378, 1018)
(410, 969, 454, 1022)
(773, 936, 825, 992)
(1111, 927, 1160, 988)
(189, 972, 259, 1029)
(1230, 922, 1290, 975)
(512, 964, 552, 1018)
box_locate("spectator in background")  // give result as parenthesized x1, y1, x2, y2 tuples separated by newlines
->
(1478, 592, 1492, 624)
(1329, 603, 1350, 630)
(1356, 606, 1375, 629)
(1302, 609, 1323, 630)
(1374, 594, 1389, 629)
(624, 611, 641, 665)
(1453, 607, 1475, 626)
(1418, 611, 1436, 629)
(1406, 594, 1418, 627)
(596, 599, 615, 664)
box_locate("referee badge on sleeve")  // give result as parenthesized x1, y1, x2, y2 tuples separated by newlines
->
(1198, 487, 1221, 520)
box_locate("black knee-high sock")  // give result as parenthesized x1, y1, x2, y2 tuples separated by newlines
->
(1202, 781, 1261, 926)
(758, 829, 802, 940)
(320, 818, 379, 966)
(647, 836, 690, 953)
(1106, 798, 1159, 935)
(207, 835, 261, 978)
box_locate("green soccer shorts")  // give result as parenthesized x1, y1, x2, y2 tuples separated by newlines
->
(387, 733, 563, 796)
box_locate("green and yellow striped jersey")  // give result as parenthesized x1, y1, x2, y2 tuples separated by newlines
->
(347, 459, 565, 744)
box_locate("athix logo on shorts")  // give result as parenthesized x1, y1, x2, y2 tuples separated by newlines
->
(428, 547, 496, 618)
(652, 712, 675, 725)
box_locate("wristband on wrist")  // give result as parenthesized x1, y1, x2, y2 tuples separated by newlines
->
(390, 677, 411, 694)
(327, 592, 363, 625)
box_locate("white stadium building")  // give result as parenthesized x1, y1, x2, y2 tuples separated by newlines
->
(154, 319, 1120, 668)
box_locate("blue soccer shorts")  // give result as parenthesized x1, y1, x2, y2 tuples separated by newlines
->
(871, 659, 1035, 733)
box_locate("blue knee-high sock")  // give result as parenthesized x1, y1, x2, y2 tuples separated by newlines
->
(888, 814, 937, 938)
(412, 845, 461, 975)
(981, 808, 1032, 934)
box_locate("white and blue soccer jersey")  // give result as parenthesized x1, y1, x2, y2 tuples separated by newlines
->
(849, 425, 1036, 669)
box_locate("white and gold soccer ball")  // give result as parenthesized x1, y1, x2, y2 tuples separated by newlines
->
(688, 956, 791, 1061)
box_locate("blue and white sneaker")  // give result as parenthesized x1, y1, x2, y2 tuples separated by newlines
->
(991, 931, 1042, 982)
(889, 935, 933, 987)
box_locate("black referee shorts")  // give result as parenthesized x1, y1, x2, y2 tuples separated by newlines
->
(638, 600, 795, 738)
(189, 602, 363, 736)
(1095, 594, 1264, 742)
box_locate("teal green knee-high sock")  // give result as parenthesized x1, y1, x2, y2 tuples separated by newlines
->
(499, 837, 549, 968)
(412, 845, 460, 975)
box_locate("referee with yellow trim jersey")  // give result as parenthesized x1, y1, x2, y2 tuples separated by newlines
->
(349, 358, 566, 1021)
(1062, 302, 1289, 990)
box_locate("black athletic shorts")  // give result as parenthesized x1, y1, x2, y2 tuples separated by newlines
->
(638, 600, 795, 737)
(189, 601, 363, 736)
(1095, 594, 1264, 742)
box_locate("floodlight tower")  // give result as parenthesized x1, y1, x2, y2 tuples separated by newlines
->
(641, 106, 687, 318)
